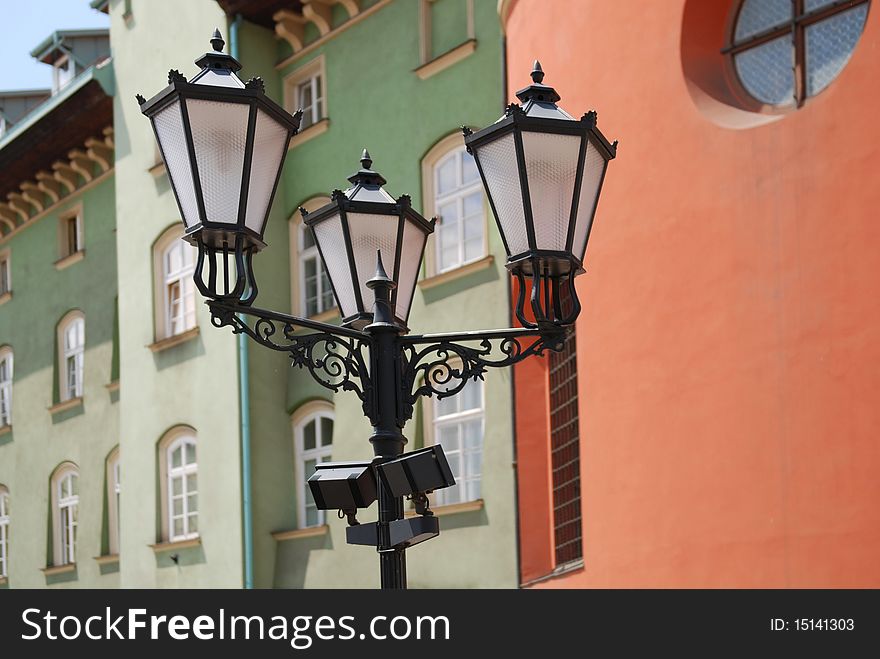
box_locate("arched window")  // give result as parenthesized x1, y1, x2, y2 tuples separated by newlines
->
(153, 226, 197, 340)
(51, 464, 79, 566)
(292, 401, 334, 528)
(159, 429, 198, 542)
(0, 346, 12, 427)
(0, 485, 8, 578)
(727, 0, 870, 108)
(431, 376, 484, 506)
(57, 312, 84, 401)
(107, 448, 121, 556)
(290, 197, 335, 318)
(421, 133, 486, 276)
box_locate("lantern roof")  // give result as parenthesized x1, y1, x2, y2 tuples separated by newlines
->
(344, 149, 396, 204)
(514, 60, 575, 121)
(191, 28, 244, 86)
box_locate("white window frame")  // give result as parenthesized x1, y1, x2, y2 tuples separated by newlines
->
(299, 222, 335, 318)
(58, 311, 85, 402)
(289, 198, 337, 319)
(432, 376, 484, 506)
(421, 132, 489, 277)
(53, 54, 76, 94)
(107, 448, 121, 556)
(0, 347, 12, 428)
(153, 226, 198, 342)
(163, 240, 196, 338)
(0, 250, 10, 296)
(52, 466, 79, 566)
(58, 206, 83, 259)
(166, 435, 198, 542)
(0, 485, 8, 578)
(283, 56, 327, 131)
(433, 146, 486, 273)
(292, 401, 334, 529)
(419, 0, 475, 65)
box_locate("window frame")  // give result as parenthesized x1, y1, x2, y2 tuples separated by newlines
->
(418, 0, 475, 65)
(426, 371, 485, 507)
(292, 401, 334, 529)
(166, 435, 199, 543)
(153, 225, 197, 341)
(723, 0, 871, 109)
(57, 205, 84, 260)
(57, 311, 85, 403)
(0, 485, 8, 578)
(421, 132, 489, 278)
(289, 198, 337, 320)
(0, 346, 12, 428)
(283, 55, 327, 132)
(106, 447, 121, 556)
(0, 249, 11, 298)
(53, 53, 76, 94)
(51, 464, 79, 567)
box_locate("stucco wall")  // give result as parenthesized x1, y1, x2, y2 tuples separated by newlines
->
(508, 0, 880, 587)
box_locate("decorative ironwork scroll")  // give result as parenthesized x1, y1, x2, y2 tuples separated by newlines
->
(208, 301, 377, 424)
(397, 328, 566, 425)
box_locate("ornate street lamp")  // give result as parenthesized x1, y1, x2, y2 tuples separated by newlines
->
(140, 38, 615, 590)
(137, 29, 302, 305)
(463, 61, 617, 328)
(301, 150, 435, 330)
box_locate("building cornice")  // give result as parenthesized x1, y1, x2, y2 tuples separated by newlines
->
(0, 138, 113, 246)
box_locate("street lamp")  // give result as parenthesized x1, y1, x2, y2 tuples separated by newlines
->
(139, 34, 615, 589)
(137, 29, 302, 305)
(463, 61, 617, 328)
(301, 149, 435, 330)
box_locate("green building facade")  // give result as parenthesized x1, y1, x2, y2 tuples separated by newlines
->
(0, 0, 515, 589)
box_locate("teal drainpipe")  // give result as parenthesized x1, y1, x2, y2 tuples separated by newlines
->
(230, 13, 254, 590)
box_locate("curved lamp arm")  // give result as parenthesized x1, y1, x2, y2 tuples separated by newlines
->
(208, 300, 377, 423)
(397, 326, 567, 425)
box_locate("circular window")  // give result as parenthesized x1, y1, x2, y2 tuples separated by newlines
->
(727, 0, 869, 108)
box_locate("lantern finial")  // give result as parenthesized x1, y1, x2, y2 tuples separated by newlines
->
(210, 28, 225, 52)
(531, 60, 544, 84)
(347, 148, 387, 187)
(516, 60, 560, 104)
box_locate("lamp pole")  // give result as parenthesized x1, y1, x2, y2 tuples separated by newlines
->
(139, 32, 616, 590)
(365, 256, 407, 589)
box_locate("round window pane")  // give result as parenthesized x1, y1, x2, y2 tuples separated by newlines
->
(805, 4, 869, 96)
(734, 35, 795, 106)
(732, 0, 869, 108)
(734, 0, 792, 41)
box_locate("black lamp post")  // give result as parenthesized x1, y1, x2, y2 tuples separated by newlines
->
(140, 35, 615, 590)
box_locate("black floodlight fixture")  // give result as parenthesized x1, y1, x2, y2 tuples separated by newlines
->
(307, 460, 377, 514)
(378, 445, 455, 499)
(137, 29, 302, 305)
(301, 150, 436, 330)
(463, 61, 616, 328)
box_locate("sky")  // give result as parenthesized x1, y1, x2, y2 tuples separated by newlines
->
(0, 0, 109, 91)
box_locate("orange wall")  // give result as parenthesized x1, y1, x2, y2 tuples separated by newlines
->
(508, 0, 880, 587)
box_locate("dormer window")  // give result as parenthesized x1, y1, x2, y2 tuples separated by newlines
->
(53, 54, 75, 93)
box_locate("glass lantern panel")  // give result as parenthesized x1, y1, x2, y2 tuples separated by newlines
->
(312, 212, 359, 319)
(153, 99, 201, 228)
(395, 217, 428, 324)
(522, 131, 581, 252)
(187, 99, 250, 225)
(245, 109, 289, 235)
(572, 141, 607, 263)
(347, 212, 400, 319)
(473, 132, 529, 256)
